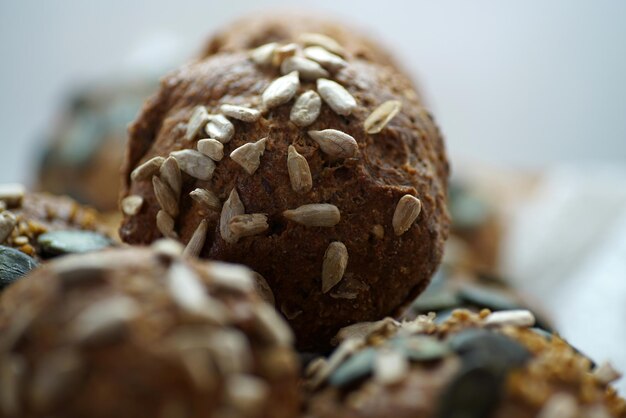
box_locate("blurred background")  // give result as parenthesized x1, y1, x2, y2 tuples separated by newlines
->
(1, 0, 625, 392)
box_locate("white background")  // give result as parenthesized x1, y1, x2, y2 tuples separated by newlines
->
(1, 0, 626, 394)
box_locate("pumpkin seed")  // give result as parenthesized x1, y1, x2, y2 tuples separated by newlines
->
(411, 288, 460, 313)
(0, 245, 38, 289)
(390, 335, 450, 362)
(328, 347, 376, 388)
(458, 283, 521, 311)
(281, 56, 328, 80)
(37, 231, 112, 257)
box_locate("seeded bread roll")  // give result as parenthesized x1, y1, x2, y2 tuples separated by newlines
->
(305, 309, 626, 418)
(120, 26, 449, 350)
(0, 242, 300, 418)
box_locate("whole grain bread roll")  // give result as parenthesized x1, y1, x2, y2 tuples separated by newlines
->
(119, 21, 449, 350)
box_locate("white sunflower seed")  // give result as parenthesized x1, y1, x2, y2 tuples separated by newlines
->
(316, 78, 356, 116)
(287, 145, 313, 193)
(13, 236, 27, 246)
(253, 303, 294, 346)
(121, 195, 143, 216)
(71, 296, 139, 344)
(303, 46, 347, 71)
(0, 184, 25, 208)
(229, 214, 269, 242)
(251, 271, 275, 305)
(208, 329, 253, 375)
(537, 393, 578, 418)
(262, 71, 300, 109)
(484, 309, 535, 328)
(374, 349, 408, 385)
(151, 238, 184, 258)
(281, 56, 328, 80)
(224, 374, 269, 414)
(190, 188, 221, 211)
(170, 149, 215, 181)
(183, 219, 208, 258)
(298, 33, 346, 57)
(220, 104, 261, 123)
(230, 138, 267, 175)
(283, 203, 340, 227)
(130, 156, 165, 182)
(205, 114, 234, 143)
(322, 241, 348, 293)
(308, 338, 361, 389)
(290, 90, 321, 127)
(167, 261, 211, 316)
(156, 210, 178, 239)
(364, 100, 402, 134)
(0, 211, 16, 243)
(160, 156, 182, 198)
(593, 361, 622, 385)
(250, 42, 278, 66)
(308, 129, 358, 158)
(272, 43, 298, 66)
(207, 262, 254, 293)
(220, 188, 245, 244)
(197, 138, 224, 161)
(392, 194, 422, 236)
(185, 106, 210, 141)
(152, 176, 179, 217)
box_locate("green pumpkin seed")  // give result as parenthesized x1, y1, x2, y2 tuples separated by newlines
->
(38, 230, 113, 257)
(0, 245, 38, 289)
(328, 347, 376, 388)
(458, 283, 521, 311)
(412, 290, 460, 313)
(390, 335, 450, 362)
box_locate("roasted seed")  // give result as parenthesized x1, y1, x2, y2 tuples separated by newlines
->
(0, 211, 16, 243)
(290, 90, 321, 127)
(197, 138, 224, 161)
(593, 361, 622, 385)
(220, 189, 245, 244)
(374, 349, 408, 385)
(272, 43, 298, 66)
(329, 347, 376, 388)
(287, 145, 313, 193)
(183, 219, 208, 258)
(229, 214, 269, 242)
(0, 184, 25, 208)
(253, 303, 294, 346)
(262, 71, 300, 109)
(37, 231, 112, 257)
(185, 106, 210, 141)
(207, 262, 254, 293)
(160, 156, 182, 198)
(304, 46, 347, 71)
(71, 296, 138, 344)
(190, 188, 221, 211)
(220, 104, 261, 122)
(364, 100, 402, 134)
(309, 338, 361, 389)
(205, 114, 234, 143)
(316, 78, 356, 116)
(484, 309, 535, 328)
(537, 393, 578, 418)
(322, 241, 348, 293)
(170, 149, 216, 181)
(281, 56, 328, 80)
(298, 33, 346, 57)
(156, 210, 178, 239)
(152, 176, 179, 217)
(392, 194, 422, 236)
(151, 238, 184, 259)
(251, 271, 275, 305)
(283, 204, 340, 227)
(308, 129, 358, 158)
(230, 138, 267, 175)
(121, 195, 143, 216)
(130, 156, 165, 182)
(250, 42, 278, 66)
(167, 261, 212, 316)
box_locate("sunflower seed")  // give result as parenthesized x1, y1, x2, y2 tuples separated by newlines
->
(334, 318, 399, 345)
(287, 145, 313, 193)
(290, 90, 321, 127)
(371, 224, 385, 239)
(364, 100, 402, 134)
(160, 156, 182, 198)
(392, 194, 422, 236)
(224, 374, 269, 413)
(156, 210, 178, 239)
(71, 296, 139, 344)
(253, 303, 294, 346)
(298, 33, 346, 57)
(182, 219, 208, 258)
(167, 261, 211, 315)
(229, 214, 269, 241)
(29, 349, 84, 410)
(13, 236, 27, 246)
(190, 188, 221, 211)
(262, 71, 300, 109)
(185, 106, 210, 141)
(537, 393, 578, 418)
(207, 262, 254, 293)
(250, 42, 278, 66)
(322, 241, 348, 293)
(283, 204, 340, 227)
(374, 349, 408, 385)
(151, 238, 184, 259)
(121, 195, 143, 216)
(170, 149, 215, 181)
(593, 361, 622, 385)
(0, 211, 16, 243)
(484, 309, 535, 328)
(251, 271, 275, 305)
(152, 176, 179, 217)
(316, 78, 356, 116)
(0, 184, 25, 208)
(220, 188, 245, 244)
(272, 43, 298, 66)
(205, 114, 234, 143)
(220, 104, 261, 123)
(308, 129, 358, 158)
(197, 138, 224, 161)
(130, 156, 165, 182)
(304, 46, 347, 71)
(281, 56, 328, 80)
(230, 138, 267, 175)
